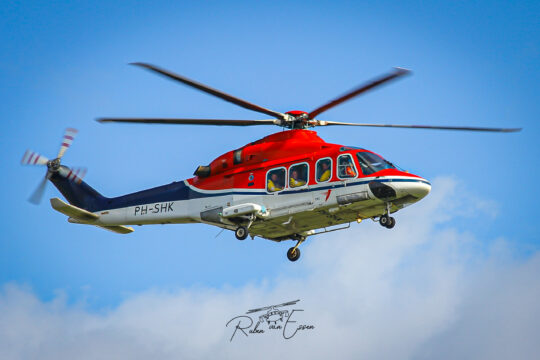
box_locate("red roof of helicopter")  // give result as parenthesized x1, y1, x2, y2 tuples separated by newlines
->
(188, 129, 419, 191)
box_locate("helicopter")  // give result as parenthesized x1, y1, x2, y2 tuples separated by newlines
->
(21, 63, 521, 261)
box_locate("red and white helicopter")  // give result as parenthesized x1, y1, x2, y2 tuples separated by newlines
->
(22, 64, 520, 261)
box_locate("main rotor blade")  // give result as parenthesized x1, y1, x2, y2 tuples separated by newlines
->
(314, 120, 522, 132)
(131, 62, 286, 121)
(28, 175, 48, 205)
(309, 67, 411, 119)
(98, 118, 280, 126)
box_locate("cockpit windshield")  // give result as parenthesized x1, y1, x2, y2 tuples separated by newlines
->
(356, 151, 395, 175)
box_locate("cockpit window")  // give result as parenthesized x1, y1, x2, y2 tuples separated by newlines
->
(267, 168, 285, 192)
(356, 152, 395, 175)
(340, 146, 364, 151)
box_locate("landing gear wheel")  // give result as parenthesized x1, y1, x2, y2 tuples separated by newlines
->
(386, 216, 395, 229)
(235, 226, 248, 240)
(287, 247, 301, 262)
(379, 215, 389, 227)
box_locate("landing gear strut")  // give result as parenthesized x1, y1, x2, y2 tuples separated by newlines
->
(379, 202, 396, 229)
(235, 226, 248, 240)
(287, 237, 304, 262)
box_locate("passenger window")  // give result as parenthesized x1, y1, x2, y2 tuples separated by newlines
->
(316, 158, 332, 182)
(289, 163, 308, 188)
(267, 168, 285, 192)
(337, 154, 357, 179)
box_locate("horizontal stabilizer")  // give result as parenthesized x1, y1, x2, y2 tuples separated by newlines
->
(50, 197, 98, 221)
(96, 225, 134, 234)
(50, 197, 134, 235)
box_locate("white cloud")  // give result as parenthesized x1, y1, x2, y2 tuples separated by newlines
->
(1, 177, 539, 360)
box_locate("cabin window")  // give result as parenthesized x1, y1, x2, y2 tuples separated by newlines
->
(356, 151, 395, 175)
(337, 154, 358, 179)
(267, 168, 286, 193)
(233, 149, 243, 165)
(316, 158, 332, 183)
(289, 163, 308, 188)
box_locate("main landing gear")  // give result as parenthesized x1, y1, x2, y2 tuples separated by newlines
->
(379, 202, 396, 229)
(287, 236, 305, 262)
(234, 215, 256, 240)
(235, 226, 248, 240)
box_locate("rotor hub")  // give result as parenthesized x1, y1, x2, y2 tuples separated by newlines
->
(47, 158, 61, 172)
(284, 111, 312, 129)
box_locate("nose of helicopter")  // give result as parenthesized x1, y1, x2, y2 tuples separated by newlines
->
(368, 175, 431, 202)
(405, 178, 431, 199)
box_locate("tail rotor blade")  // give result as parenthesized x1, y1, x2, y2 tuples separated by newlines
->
(28, 175, 48, 204)
(74, 168, 87, 184)
(59, 166, 87, 184)
(57, 128, 78, 159)
(21, 150, 49, 166)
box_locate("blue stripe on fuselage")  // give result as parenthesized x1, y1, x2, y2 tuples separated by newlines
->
(51, 168, 428, 213)
(87, 177, 429, 212)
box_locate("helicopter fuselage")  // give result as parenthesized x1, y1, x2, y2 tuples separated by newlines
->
(56, 129, 430, 241)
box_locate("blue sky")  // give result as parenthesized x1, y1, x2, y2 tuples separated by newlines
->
(0, 1, 539, 357)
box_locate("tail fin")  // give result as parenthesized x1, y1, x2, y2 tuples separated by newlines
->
(48, 167, 108, 212)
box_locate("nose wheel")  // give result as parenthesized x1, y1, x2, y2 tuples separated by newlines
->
(379, 202, 396, 229)
(379, 215, 395, 229)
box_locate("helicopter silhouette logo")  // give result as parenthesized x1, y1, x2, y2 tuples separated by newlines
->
(226, 299, 314, 341)
(247, 300, 299, 327)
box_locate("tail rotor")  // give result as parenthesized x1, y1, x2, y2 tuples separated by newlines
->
(21, 128, 87, 204)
